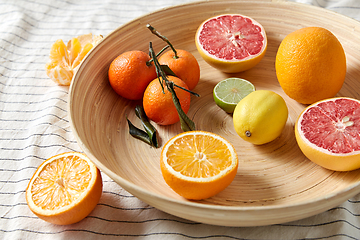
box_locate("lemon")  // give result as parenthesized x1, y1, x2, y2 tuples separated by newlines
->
(213, 78, 255, 113)
(233, 90, 288, 145)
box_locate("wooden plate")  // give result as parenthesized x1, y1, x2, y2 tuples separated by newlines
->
(69, 0, 360, 226)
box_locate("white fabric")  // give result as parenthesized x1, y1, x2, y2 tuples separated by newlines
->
(1, 0, 360, 239)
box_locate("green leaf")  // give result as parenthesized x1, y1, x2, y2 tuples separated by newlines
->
(127, 118, 152, 146)
(135, 105, 158, 148)
(160, 65, 177, 77)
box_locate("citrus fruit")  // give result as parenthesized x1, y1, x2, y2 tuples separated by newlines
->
(143, 75, 191, 126)
(233, 90, 288, 145)
(160, 131, 238, 200)
(295, 97, 360, 171)
(195, 14, 267, 73)
(108, 50, 157, 100)
(46, 33, 102, 86)
(213, 77, 255, 113)
(275, 27, 346, 104)
(158, 49, 200, 90)
(26, 152, 103, 225)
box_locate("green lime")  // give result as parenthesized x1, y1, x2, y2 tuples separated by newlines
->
(213, 78, 255, 113)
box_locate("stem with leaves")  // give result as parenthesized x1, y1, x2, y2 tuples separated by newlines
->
(149, 42, 195, 132)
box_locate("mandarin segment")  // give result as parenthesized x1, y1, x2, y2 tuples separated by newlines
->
(46, 33, 102, 86)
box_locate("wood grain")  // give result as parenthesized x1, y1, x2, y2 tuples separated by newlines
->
(69, 0, 360, 226)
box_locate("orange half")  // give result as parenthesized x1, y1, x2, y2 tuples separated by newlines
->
(160, 131, 238, 200)
(26, 152, 103, 225)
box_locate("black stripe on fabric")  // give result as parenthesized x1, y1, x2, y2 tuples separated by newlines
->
(97, 203, 154, 211)
(0, 105, 67, 113)
(0, 216, 38, 220)
(0, 155, 45, 161)
(0, 133, 75, 143)
(328, 207, 360, 217)
(0, 81, 55, 87)
(0, 45, 47, 57)
(0, 89, 68, 96)
(102, 191, 137, 198)
(0, 37, 46, 50)
(0, 228, 358, 240)
(0, 2, 163, 17)
(0, 123, 71, 132)
(0, 114, 69, 123)
(0, 203, 28, 207)
(0, 179, 30, 183)
(0, 72, 49, 80)
(279, 219, 360, 231)
(0, 202, 153, 211)
(0, 166, 37, 172)
(0, 16, 37, 28)
(0, 144, 78, 152)
(0, 97, 67, 104)
(0, 190, 25, 195)
(86, 216, 200, 225)
(0, 228, 245, 239)
(0, 55, 46, 64)
(0, 12, 127, 30)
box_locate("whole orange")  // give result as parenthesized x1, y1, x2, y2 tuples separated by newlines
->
(158, 49, 200, 90)
(143, 75, 191, 126)
(108, 50, 157, 100)
(275, 27, 346, 104)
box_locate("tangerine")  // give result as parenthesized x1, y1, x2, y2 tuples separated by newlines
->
(143, 75, 191, 126)
(275, 27, 346, 104)
(108, 51, 157, 100)
(158, 49, 200, 90)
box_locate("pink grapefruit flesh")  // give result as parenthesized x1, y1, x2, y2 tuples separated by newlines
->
(195, 14, 267, 73)
(295, 97, 360, 171)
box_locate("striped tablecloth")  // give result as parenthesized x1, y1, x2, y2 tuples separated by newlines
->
(1, 0, 360, 239)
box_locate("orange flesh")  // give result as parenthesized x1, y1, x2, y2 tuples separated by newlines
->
(166, 134, 232, 178)
(31, 155, 91, 210)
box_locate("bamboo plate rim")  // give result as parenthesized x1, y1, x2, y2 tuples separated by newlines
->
(69, 0, 360, 226)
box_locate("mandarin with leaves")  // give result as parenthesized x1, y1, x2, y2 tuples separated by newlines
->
(158, 49, 200, 90)
(143, 75, 191, 126)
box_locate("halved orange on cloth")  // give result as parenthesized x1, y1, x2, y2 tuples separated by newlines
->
(26, 152, 102, 225)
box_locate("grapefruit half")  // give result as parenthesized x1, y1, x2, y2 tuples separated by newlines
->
(195, 14, 267, 73)
(295, 97, 360, 171)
